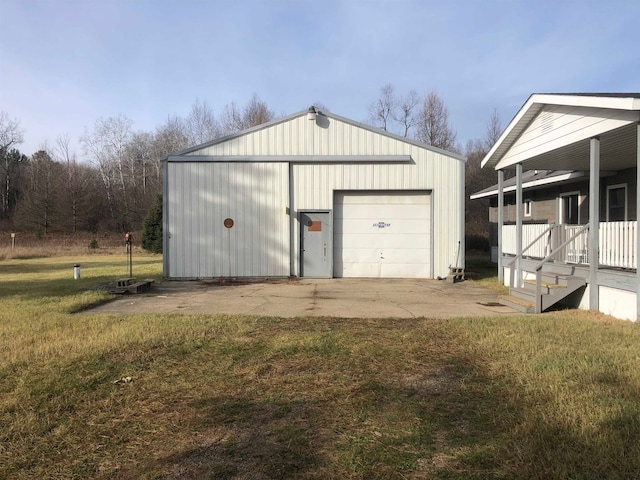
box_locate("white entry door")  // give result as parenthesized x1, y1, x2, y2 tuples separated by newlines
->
(334, 191, 431, 278)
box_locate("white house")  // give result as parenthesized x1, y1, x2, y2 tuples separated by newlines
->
(479, 93, 639, 321)
(162, 107, 465, 280)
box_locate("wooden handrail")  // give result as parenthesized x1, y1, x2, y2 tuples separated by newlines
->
(507, 223, 556, 289)
(534, 223, 590, 272)
(534, 223, 590, 313)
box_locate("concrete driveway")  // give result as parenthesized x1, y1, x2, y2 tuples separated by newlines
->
(87, 278, 517, 318)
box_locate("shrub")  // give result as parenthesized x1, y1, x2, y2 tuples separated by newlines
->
(142, 193, 162, 254)
(88, 239, 99, 249)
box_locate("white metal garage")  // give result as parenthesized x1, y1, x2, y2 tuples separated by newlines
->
(162, 106, 465, 279)
(334, 191, 431, 278)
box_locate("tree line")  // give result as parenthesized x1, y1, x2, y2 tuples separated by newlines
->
(1, 87, 500, 245)
(0, 95, 275, 236)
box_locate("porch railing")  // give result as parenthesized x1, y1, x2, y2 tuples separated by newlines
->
(501, 221, 637, 269)
(599, 221, 637, 269)
(503, 224, 550, 258)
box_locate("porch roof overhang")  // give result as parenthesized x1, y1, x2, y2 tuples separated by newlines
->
(470, 170, 586, 199)
(482, 93, 640, 172)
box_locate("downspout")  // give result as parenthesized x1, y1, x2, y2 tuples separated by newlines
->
(588, 137, 600, 311)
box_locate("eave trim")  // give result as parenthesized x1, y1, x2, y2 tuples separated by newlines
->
(163, 155, 414, 164)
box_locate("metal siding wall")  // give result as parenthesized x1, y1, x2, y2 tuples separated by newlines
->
(167, 162, 289, 277)
(180, 114, 461, 278)
(292, 142, 462, 278)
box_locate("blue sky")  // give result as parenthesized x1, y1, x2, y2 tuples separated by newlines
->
(1, 0, 639, 157)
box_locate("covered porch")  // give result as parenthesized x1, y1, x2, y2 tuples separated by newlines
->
(481, 94, 640, 320)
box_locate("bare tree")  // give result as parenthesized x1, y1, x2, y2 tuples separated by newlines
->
(414, 91, 458, 151)
(80, 115, 134, 229)
(55, 134, 84, 233)
(219, 94, 275, 135)
(219, 101, 244, 136)
(185, 98, 219, 146)
(125, 131, 159, 222)
(153, 115, 189, 156)
(151, 115, 189, 189)
(368, 85, 421, 137)
(465, 109, 504, 240)
(242, 93, 274, 128)
(393, 89, 420, 137)
(0, 112, 25, 218)
(368, 84, 396, 131)
(484, 108, 503, 150)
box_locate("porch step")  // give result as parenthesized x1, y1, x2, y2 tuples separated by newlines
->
(536, 272, 580, 287)
(507, 274, 586, 313)
(498, 294, 534, 313)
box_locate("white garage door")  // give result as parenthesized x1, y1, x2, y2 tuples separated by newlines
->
(334, 191, 431, 278)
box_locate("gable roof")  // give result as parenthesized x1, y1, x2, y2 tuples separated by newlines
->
(163, 107, 466, 162)
(482, 93, 640, 171)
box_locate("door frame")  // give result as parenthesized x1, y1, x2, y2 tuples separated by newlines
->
(558, 190, 581, 225)
(299, 209, 333, 278)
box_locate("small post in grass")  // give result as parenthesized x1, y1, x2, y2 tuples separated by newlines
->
(11, 232, 15, 249)
(125, 232, 133, 278)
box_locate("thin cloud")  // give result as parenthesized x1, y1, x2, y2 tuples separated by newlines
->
(1, 0, 638, 156)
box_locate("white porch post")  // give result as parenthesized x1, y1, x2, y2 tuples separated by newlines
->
(589, 137, 600, 311)
(636, 124, 639, 322)
(498, 170, 504, 283)
(515, 163, 523, 286)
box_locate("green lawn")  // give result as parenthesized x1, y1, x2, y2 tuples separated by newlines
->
(1, 254, 639, 479)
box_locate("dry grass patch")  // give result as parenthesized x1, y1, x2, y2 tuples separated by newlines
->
(1, 255, 640, 479)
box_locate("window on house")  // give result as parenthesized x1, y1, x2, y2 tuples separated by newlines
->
(524, 199, 532, 217)
(560, 192, 579, 225)
(607, 184, 627, 222)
